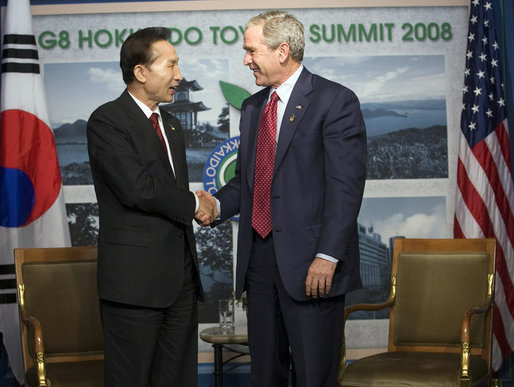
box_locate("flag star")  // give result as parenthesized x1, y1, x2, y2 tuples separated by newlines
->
(477, 70, 485, 79)
(473, 87, 482, 96)
(484, 2, 492, 11)
(484, 19, 489, 28)
(498, 98, 505, 107)
(492, 41, 499, 50)
(468, 33, 475, 42)
(468, 121, 476, 131)
(491, 59, 498, 67)
(479, 53, 487, 62)
(463, 85, 469, 94)
(465, 68, 471, 76)
(490, 76, 495, 84)
(466, 50, 473, 59)
(489, 92, 494, 100)
(471, 104, 480, 114)
(472, 0, 479, 5)
(486, 109, 493, 117)
(471, 15, 478, 24)
(482, 37, 488, 45)
(462, 103, 466, 110)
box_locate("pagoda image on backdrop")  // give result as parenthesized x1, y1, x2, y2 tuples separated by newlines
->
(160, 77, 210, 134)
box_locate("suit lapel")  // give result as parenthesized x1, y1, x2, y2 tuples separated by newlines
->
(162, 116, 185, 187)
(274, 69, 312, 175)
(120, 91, 177, 183)
(245, 70, 314, 188)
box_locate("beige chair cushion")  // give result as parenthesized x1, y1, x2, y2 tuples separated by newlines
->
(341, 352, 488, 387)
(25, 360, 104, 387)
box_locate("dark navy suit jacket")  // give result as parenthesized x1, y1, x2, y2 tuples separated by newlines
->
(215, 68, 367, 301)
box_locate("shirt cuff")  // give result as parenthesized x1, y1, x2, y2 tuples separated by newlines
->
(316, 253, 338, 263)
(193, 192, 199, 213)
(214, 198, 221, 221)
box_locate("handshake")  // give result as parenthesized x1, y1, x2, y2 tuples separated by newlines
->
(194, 190, 218, 227)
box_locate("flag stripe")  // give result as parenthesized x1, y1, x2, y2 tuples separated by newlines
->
(456, 157, 495, 236)
(493, 302, 511, 359)
(0, 294, 16, 304)
(1, 63, 40, 74)
(454, 184, 485, 238)
(0, 279, 16, 290)
(3, 34, 36, 45)
(493, 122, 512, 172)
(0, 265, 15, 275)
(496, 246, 514, 318)
(493, 273, 514, 361)
(472, 134, 514, 248)
(484, 124, 514, 217)
(453, 215, 465, 238)
(2, 48, 39, 60)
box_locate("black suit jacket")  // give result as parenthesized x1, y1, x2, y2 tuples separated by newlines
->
(87, 89, 203, 308)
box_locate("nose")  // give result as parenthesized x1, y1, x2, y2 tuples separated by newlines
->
(243, 52, 251, 66)
(175, 65, 183, 82)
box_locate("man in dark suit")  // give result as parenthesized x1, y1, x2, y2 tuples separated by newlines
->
(199, 10, 367, 387)
(87, 27, 216, 387)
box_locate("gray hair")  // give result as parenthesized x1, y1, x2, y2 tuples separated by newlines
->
(246, 10, 305, 62)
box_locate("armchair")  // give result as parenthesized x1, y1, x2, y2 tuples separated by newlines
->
(14, 246, 103, 387)
(338, 238, 496, 387)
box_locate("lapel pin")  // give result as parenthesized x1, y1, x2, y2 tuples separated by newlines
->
(289, 114, 296, 122)
(296, 105, 302, 110)
(169, 124, 175, 131)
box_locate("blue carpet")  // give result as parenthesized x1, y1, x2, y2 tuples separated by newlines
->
(198, 363, 251, 387)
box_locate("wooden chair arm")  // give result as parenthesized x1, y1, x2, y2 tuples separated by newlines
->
(344, 299, 395, 322)
(340, 275, 396, 376)
(460, 272, 494, 382)
(18, 284, 48, 387)
(460, 302, 493, 381)
(344, 274, 396, 323)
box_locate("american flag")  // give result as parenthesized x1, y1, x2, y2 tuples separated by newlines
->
(454, 0, 514, 372)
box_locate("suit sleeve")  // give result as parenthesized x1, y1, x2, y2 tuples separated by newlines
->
(213, 101, 249, 222)
(316, 87, 367, 259)
(87, 108, 196, 225)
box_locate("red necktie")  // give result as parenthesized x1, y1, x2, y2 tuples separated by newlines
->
(149, 112, 167, 152)
(252, 92, 279, 238)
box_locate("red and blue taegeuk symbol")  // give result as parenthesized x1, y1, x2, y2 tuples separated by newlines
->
(0, 109, 61, 227)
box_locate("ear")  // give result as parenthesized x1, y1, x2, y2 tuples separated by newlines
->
(133, 64, 146, 83)
(278, 42, 290, 64)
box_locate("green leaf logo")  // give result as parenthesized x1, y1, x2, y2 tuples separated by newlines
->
(219, 81, 251, 110)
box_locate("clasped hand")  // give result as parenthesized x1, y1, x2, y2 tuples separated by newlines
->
(194, 190, 217, 226)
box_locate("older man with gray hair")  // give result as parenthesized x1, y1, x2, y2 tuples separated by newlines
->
(200, 10, 367, 386)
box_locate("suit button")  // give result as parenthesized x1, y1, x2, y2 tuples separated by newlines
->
(178, 232, 184, 239)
